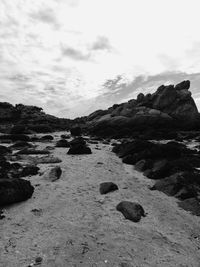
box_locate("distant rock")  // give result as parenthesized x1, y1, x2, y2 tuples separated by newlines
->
(68, 144, 92, 155)
(40, 135, 54, 141)
(56, 139, 70, 148)
(70, 126, 81, 136)
(116, 201, 146, 222)
(16, 149, 50, 155)
(99, 182, 118, 194)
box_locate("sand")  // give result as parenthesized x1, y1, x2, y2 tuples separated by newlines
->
(1, 134, 200, 267)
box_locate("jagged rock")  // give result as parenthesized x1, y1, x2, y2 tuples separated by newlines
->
(99, 182, 118, 194)
(175, 80, 190, 91)
(56, 139, 70, 147)
(178, 198, 200, 216)
(116, 201, 145, 222)
(68, 144, 92, 155)
(48, 166, 62, 182)
(0, 179, 34, 206)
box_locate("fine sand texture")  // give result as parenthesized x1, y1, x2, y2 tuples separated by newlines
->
(1, 134, 200, 267)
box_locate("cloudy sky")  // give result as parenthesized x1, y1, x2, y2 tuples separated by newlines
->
(1, 0, 200, 118)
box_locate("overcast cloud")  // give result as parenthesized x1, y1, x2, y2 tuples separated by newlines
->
(0, 0, 200, 118)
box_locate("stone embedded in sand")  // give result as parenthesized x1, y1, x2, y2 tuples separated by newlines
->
(33, 156, 62, 164)
(99, 182, 118, 194)
(0, 179, 34, 206)
(68, 144, 92, 155)
(56, 139, 70, 148)
(116, 201, 145, 222)
(16, 149, 50, 155)
(48, 166, 62, 182)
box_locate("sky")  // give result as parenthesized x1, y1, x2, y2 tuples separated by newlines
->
(1, 0, 200, 118)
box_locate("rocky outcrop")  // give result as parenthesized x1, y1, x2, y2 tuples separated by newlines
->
(85, 80, 199, 136)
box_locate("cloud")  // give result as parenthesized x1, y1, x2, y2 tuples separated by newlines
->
(61, 46, 91, 61)
(30, 7, 59, 27)
(91, 36, 112, 51)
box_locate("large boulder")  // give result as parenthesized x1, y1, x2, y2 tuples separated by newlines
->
(0, 179, 34, 206)
(68, 144, 92, 155)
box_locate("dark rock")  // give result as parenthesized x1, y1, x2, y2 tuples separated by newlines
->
(67, 144, 92, 155)
(10, 125, 26, 134)
(10, 141, 33, 150)
(56, 139, 70, 148)
(116, 201, 145, 222)
(0, 145, 12, 155)
(70, 137, 86, 146)
(175, 80, 190, 91)
(178, 198, 200, 216)
(21, 166, 39, 177)
(146, 159, 171, 179)
(16, 149, 50, 155)
(48, 166, 62, 182)
(0, 179, 34, 206)
(99, 182, 118, 194)
(0, 134, 31, 142)
(40, 135, 54, 141)
(61, 134, 71, 139)
(70, 126, 81, 136)
(134, 159, 153, 172)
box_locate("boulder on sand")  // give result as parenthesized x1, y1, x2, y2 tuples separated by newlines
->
(99, 182, 118, 194)
(0, 179, 34, 206)
(48, 166, 62, 182)
(116, 201, 146, 222)
(67, 144, 92, 155)
(56, 139, 70, 148)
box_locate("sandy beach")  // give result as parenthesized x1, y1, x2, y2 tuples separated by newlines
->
(1, 134, 200, 267)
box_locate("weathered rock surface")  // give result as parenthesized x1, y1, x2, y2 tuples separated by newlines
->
(116, 201, 145, 222)
(99, 182, 118, 194)
(0, 179, 34, 206)
(48, 166, 62, 182)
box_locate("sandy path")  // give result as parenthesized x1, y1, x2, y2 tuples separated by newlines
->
(1, 136, 200, 267)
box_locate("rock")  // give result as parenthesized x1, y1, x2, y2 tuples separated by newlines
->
(0, 134, 31, 142)
(56, 139, 70, 147)
(40, 135, 54, 141)
(20, 165, 40, 177)
(16, 149, 50, 155)
(178, 198, 200, 216)
(70, 126, 81, 136)
(70, 137, 86, 146)
(134, 159, 153, 172)
(146, 159, 171, 179)
(137, 93, 145, 102)
(0, 179, 34, 206)
(0, 145, 12, 155)
(33, 156, 62, 164)
(10, 125, 26, 134)
(61, 134, 71, 139)
(68, 144, 92, 155)
(175, 80, 190, 91)
(116, 201, 145, 222)
(10, 141, 33, 150)
(99, 182, 118, 194)
(48, 166, 62, 182)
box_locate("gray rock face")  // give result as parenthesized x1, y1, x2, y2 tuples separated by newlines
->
(116, 201, 145, 222)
